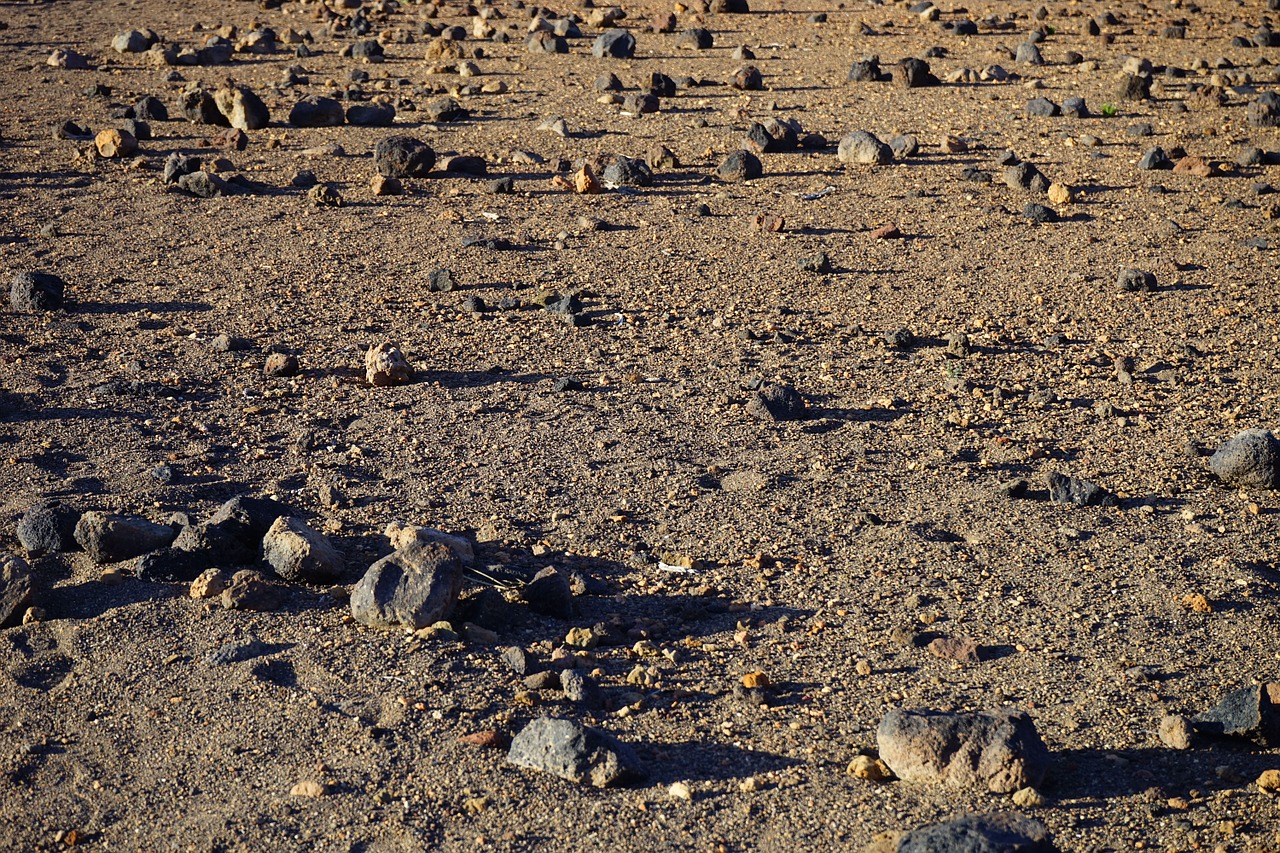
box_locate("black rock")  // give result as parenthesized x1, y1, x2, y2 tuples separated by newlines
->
(716, 149, 762, 181)
(748, 383, 807, 421)
(1116, 267, 1157, 293)
(594, 73, 622, 91)
(895, 58, 939, 88)
(74, 512, 178, 564)
(1046, 472, 1116, 507)
(488, 177, 515, 194)
(134, 96, 169, 122)
(797, 251, 831, 273)
(346, 103, 395, 126)
(1208, 428, 1280, 488)
(10, 271, 66, 312)
(135, 546, 210, 583)
(677, 28, 713, 49)
(1025, 97, 1059, 117)
(351, 39, 384, 60)
(427, 268, 456, 292)
(289, 95, 345, 127)
(205, 637, 272, 666)
(16, 501, 79, 556)
(1116, 73, 1151, 101)
(163, 153, 201, 184)
(1021, 203, 1057, 222)
(592, 29, 636, 59)
(424, 97, 469, 122)
(1004, 162, 1049, 193)
(527, 31, 569, 54)
(895, 813, 1055, 853)
(1192, 683, 1280, 746)
(621, 93, 660, 114)
(176, 171, 227, 199)
(521, 566, 574, 618)
(884, 327, 915, 349)
(847, 56, 883, 82)
(732, 65, 764, 90)
(647, 72, 676, 98)
(375, 135, 436, 177)
(1061, 97, 1089, 118)
(603, 156, 654, 187)
(180, 89, 228, 126)
(173, 495, 287, 565)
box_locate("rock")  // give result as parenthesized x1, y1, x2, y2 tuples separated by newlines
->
(1248, 92, 1280, 128)
(350, 542, 464, 630)
(889, 134, 919, 159)
(748, 383, 807, 421)
(798, 251, 831, 273)
(112, 29, 155, 53)
(838, 130, 893, 165)
(1137, 147, 1172, 170)
(424, 97, 468, 122)
(507, 717, 645, 787)
(877, 708, 1050, 793)
(521, 567, 574, 618)
(213, 85, 269, 131)
(1025, 97, 1059, 117)
(1209, 428, 1280, 488)
(894, 813, 1055, 853)
(560, 668, 598, 704)
(289, 96, 345, 127)
(603, 156, 653, 188)
(1173, 156, 1215, 177)
(927, 636, 981, 663)
(1061, 97, 1089, 118)
(716, 149, 762, 182)
(1046, 472, 1116, 507)
(1158, 714, 1195, 750)
(347, 103, 396, 127)
(427, 268, 455, 292)
(848, 56, 883, 82)
(189, 568, 229, 599)
(10, 271, 66, 312)
(677, 28, 712, 49)
(0, 555, 33, 627)
(527, 32, 568, 54)
(732, 65, 763, 90)
(592, 29, 635, 59)
(1116, 267, 1157, 293)
(175, 171, 226, 199)
(1016, 43, 1044, 65)
(501, 646, 538, 676)
(173, 496, 287, 565)
(371, 175, 403, 196)
(1004, 162, 1049, 193)
(365, 342, 412, 386)
(1192, 683, 1280, 746)
(1047, 183, 1073, 205)
(94, 128, 137, 158)
(48, 49, 91, 70)
(848, 754, 892, 781)
(73, 511, 177, 564)
(375, 135, 436, 177)
(383, 521, 474, 563)
(16, 501, 79, 555)
(1116, 73, 1151, 101)
(1012, 787, 1047, 808)
(438, 155, 486, 175)
(134, 95, 168, 122)
(264, 352, 299, 377)
(895, 58, 939, 88)
(262, 516, 344, 584)
(135, 546, 211, 583)
(1021, 203, 1057, 223)
(622, 93, 660, 114)
(221, 569, 285, 612)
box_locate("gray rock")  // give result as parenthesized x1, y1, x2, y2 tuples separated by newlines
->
(622, 93, 660, 114)
(16, 501, 79, 555)
(603, 156, 654, 187)
(677, 28, 712, 49)
(214, 85, 269, 131)
(176, 170, 226, 198)
(798, 251, 832, 273)
(877, 708, 1050, 793)
(1025, 97, 1059, 117)
(289, 96, 345, 127)
(0, 555, 33, 627)
(112, 30, 155, 53)
(350, 542, 463, 630)
(181, 89, 226, 126)
(375, 135, 436, 177)
(1004, 162, 1049, 193)
(10, 271, 66, 312)
(1061, 97, 1089, 118)
(204, 637, 271, 666)
(1209, 428, 1280, 488)
(1192, 683, 1280, 746)
(501, 645, 538, 676)
(895, 812, 1055, 853)
(838, 130, 893, 165)
(425, 97, 469, 122)
(748, 383, 807, 421)
(134, 546, 210, 583)
(163, 153, 201, 185)
(1116, 267, 1157, 293)
(521, 566, 574, 618)
(716, 149, 762, 181)
(1046, 472, 1116, 507)
(890, 134, 919, 159)
(1158, 714, 1195, 750)
(73, 511, 178, 564)
(732, 65, 764, 90)
(592, 29, 636, 59)
(1015, 42, 1044, 65)
(1248, 92, 1280, 128)
(507, 717, 645, 787)
(346, 103, 395, 127)
(262, 516, 344, 584)
(1021, 203, 1057, 223)
(560, 669, 598, 704)
(134, 96, 169, 122)
(848, 56, 882, 82)
(527, 31, 568, 54)
(174, 495, 287, 565)
(1137, 147, 1172, 170)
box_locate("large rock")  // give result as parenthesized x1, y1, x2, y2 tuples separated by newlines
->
(748, 383, 807, 421)
(289, 96, 345, 127)
(262, 516, 344, 583)
(180, 88, 227, 126)
(507, 717, 645, 787)
(1192, 683, 1280, 746)
(365, 342, 412, 386)
(73, 512, 177, 564)
(214, 85, 269, 131)
(1046, 472, 1116, 507)
(521, 566, 574, 618)
(173, 495, 287, 565)
(877, 708, 1050, 793)
(16, 500, 79, 555)
(374, 135, 436, 177)
(716, 149, 762, 182)
(1209, 428, 1280, 489)
(112, 29, 156, 53)
(592, 29, 635, 59)
(0, 555, 33, 627)
(10, 271, 66, 312)
(838, 130, 893, 165)
(350, 542, 463, 630)
(1249, 92, 1280, 128)
(347, 103, 396, 127)
(895, 813, 1055, 853)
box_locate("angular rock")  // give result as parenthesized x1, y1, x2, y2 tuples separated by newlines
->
(221, 569, 285, 612)
(1209, 428, 1280, 489)
(716, 149, 762, 182)
(134, 96, 168, 122)
(180, 88, 227, 126)
(17, 501, 79, 555)
(848, 56, 883, 82)
(74, 511, 177, 564)
(375, 135, 436, 177)
(10, 271, 66, 312)
(112, 30, 155, 53)
(507, 717, 645, 787)
(365, 342, 412, 386)
(732, 65, 763, 90)
(135, 546, 210, 583)
(289, 96, 345, 127)
(1116, 73, 1151, 101)
(1004, 162, 1049, 193)
(527, 31, 568, 54)
(1025, 97, 1059, 117)
(347, 103, 396, 127)
(262, 516, 344, 584)
(890, 134, 919, 159)
(895, 813, 1055, 853)
(1248, 92, 1280, 128)
(214, 85, 269, 131)
(1116, 267, 1157, 293)
(877, 708, 1050, 793)
(602, 156, 653, 188)
(1015, 43, 1044, 65)
(0, 555, 33, 627)
(350, 542, 464, 630)
(896, 58, 939, 88)
(748, 383, 807, 421)
(1137, 147, 1172, 170)
(1158, 714, 1194, 750)
(521, 566, 574, 618)
(424, 97, 468, 122)
(677, 28, 712, 49)
(1192, 683, 1280, 746)
(176, 170, 227, 198)
(838, 130, 893, 165)
(592, 29, 635, 59)
(1046, 472, 1116, 507)
(94, 128, 137, 158)
(173, 495, 287, 565)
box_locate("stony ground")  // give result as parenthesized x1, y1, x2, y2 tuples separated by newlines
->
(2, 0, 1280, 849)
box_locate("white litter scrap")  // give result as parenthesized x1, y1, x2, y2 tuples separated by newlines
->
(798, 186, 836, 201)
(657, 561, 700, 574)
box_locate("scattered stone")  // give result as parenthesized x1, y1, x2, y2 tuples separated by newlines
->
(173, 496, 287, 566)
(1248, 92, 1280, 128)
(889, 134, 919, 159)
(375, 135, 436, 177)
(48, 49, 91, 70)
(1137, 147, 1173, 170)
(1012, 787, 1048, 808)
(521, 567, 574, 618)
(371, 175, 403, 196)
(308, 183, 343, 207)
(289, 96, 345, 127)
(189, 567, 229, 599)
(347, 103, 396, 127)
(365, 342, 412, 386)
(603, 156, 653, 188)
(716, 150, 762, 182)
(1116, 73, 1151, 101)
(264, 352, 300, 377)
(1046, 472, 1116, 507)
(748, 383, 807, 421)
(213, 84, 269, 132)
(677, 28, 713, 50)
(848, 754, 893, 782)
(592, 29, 636, 59)
(290, 781, 326, 798)
(94, 128, 137, 158)
(73, 511, 177, 564)
(1004, 162, 1049, 193)
(17, 501, 79, 555)
(1192, 683, 1280, 746)
(848, 56, 883, 83)
(877, 708, 1050, 793)
(262, 516, 344, 584)
(1116, 267, 1157, 293)
(894, 813, 1054, 853)
(797, 251, 831, 273)
(928, 636, 981, 663)
(350, 542, 463, 630)
(895, 58, 939, 88)
(10, 271, 66, 312)
(732, 66, 764, 91)
(1021, 203, 1057, 223)
(1209, 429, 1280, 489)
(1025, 97, 1059, 117)
(838, 131, 893, 165)
(1158, 714, 1195, 750)
(507, 717, 645, 787)
(424, 97, 469, 122)
(112, 29, 156, 53)
(0, 555, 33, 627)
(176, 170, 227, 199)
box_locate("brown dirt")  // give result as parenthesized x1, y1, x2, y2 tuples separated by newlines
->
(2, 0, 1280, 850)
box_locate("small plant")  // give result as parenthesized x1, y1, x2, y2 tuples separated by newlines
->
(1101, 103, 1119, 117)
(1046, 25, 1056, 35)
(942, 361, 964, 379)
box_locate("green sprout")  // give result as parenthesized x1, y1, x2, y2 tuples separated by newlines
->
(1101, 103, 1119, 117)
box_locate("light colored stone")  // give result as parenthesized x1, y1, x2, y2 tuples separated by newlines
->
(190, 568, 229, 599)
(263, 516, 344, 583)
(365, 341, 412, 386)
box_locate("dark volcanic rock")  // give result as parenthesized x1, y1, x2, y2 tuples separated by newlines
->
(848, 56, 883, 82)
(173, 495, 287, 565)
(0, 555, 33, 627)
(1046, 472, 1116, 507)
(1116, 267, 1157, 293)
(350, 542, 463, 630)
(895, 58, 939, 88)
(716, 149, 762, 181)
(346, 103, 396, 127)
(592, 29, 636, 59)
(521, 566, 574, 618)
(1192, 682, 1280, 746)
(374, 135, 436, 177)
(74, 512, 177, 564)
(16, 501, 79, 555)
(507, 717, 645, 787)
(748, 383, 807, 421)
(1209, 428, 1280, 488)
(1249, 92, 1280, 128)
(895, 813, 1056, 853)
(602, 156, 654, 187)
(10, 271, 66, 312)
